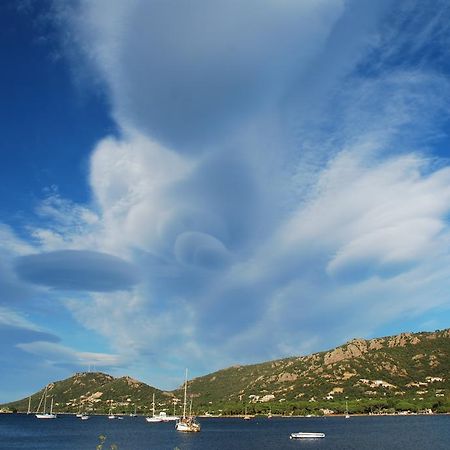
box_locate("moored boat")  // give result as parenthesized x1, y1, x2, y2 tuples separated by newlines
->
(158, 411, 180, 422)
(175, 369, 201, 433)
(146, 393, 163, 423)
(35, 388, 57, 419)
(107, 400, 116, 419)
(290, 432, 325, 439)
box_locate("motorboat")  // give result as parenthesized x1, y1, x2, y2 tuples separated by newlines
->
(290, 432, 325, 439)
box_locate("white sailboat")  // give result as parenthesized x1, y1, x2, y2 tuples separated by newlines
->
(146, 393, 163, 423)
(35, 388, 57, 419)
(129, 403, 137, 417)
(108, 400, 116, 419)
(157, 400, 180, 422)
(175, 369, 200, 432)
(75, 397, 90, 419)
(76, 397, 83, 417)
(27, 396, 31, 415)
(345, 400, 350, 419)
(243, 405, 252, 420)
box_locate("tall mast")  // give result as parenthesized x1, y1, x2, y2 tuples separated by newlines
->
(183, 368, 188, 419)
(50, 397, 54, 415)
(27, 396, 31, 414)
(152, 393, 155, 418)
(43, 390, 47, 414)
(36, 388, 45, 414)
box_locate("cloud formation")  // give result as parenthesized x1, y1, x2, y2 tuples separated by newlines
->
(70, 0, 345, 150)
(3, 0, 450, 392)
(15, 250, 140, 292)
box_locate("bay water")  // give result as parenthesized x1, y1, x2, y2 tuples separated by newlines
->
(0, 414, 449, 449)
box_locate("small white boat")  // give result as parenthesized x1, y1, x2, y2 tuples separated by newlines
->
(146, 416, 163, 423)
(146, 393, 163, 423)
(80, 414, 90, 420)
(243, 405, 252, 420)
(158, 411, 180, 422)
(290, 432, 325, 439)
(107, 400, 116, 419)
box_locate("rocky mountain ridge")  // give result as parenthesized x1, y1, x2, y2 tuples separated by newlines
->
(2, 328, 449, 415)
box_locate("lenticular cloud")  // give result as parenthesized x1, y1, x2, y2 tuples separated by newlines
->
(15, 250, 140, 292)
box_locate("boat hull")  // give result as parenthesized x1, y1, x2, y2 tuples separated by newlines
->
(35, 414, 57, 419)
(146, 417, 163, 423)
(175, 419, 201, 432)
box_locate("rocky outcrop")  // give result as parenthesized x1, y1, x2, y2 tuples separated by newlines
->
(278, 372, 298, 382)
(324, 338, 369, 365)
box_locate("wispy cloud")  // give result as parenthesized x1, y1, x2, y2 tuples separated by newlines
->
(17, 340, 125, 370)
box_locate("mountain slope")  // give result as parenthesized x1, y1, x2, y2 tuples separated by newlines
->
(2, 372, 173, 415)
(2, 328, 449, 415)
(183, 328, 450, 413)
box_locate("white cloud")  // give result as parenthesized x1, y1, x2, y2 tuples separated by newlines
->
(65, 0, 346, 150)
(89, 132, 194, 255)
(0, 224, 34, 256)
(17, 340, 124, 368)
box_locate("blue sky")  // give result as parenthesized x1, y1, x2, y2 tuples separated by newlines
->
(2, 0, 450, 402)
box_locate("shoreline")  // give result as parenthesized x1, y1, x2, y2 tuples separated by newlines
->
(2, 411, 448, 418)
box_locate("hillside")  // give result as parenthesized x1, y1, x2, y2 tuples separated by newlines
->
(2, 328, 450, 415)
(183, 328, 450, 415)
(2, 372, 176, 415)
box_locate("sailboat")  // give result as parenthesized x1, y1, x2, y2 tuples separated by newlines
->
(243, 405, 252, 420)
(175, 369, 200, 432)
(129, 403, 137, 417)
(76, 398, 83, 417)
(146, 393, 162, 423)
(27, 396, 32, 415)
(345, 401, 350, 419)
(76, 398, 90, 420)
(35, 388, 57, 419)
(156, 400, 180, 422)
(108, 400, 116, 419)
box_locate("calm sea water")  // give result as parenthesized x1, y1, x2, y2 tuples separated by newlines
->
(0, 414, 449, 450)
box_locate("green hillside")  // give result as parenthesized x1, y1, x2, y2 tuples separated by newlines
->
(2, 328, 449, 415)
(2, 372, 176, 415)
(183, 328, 450, 415)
